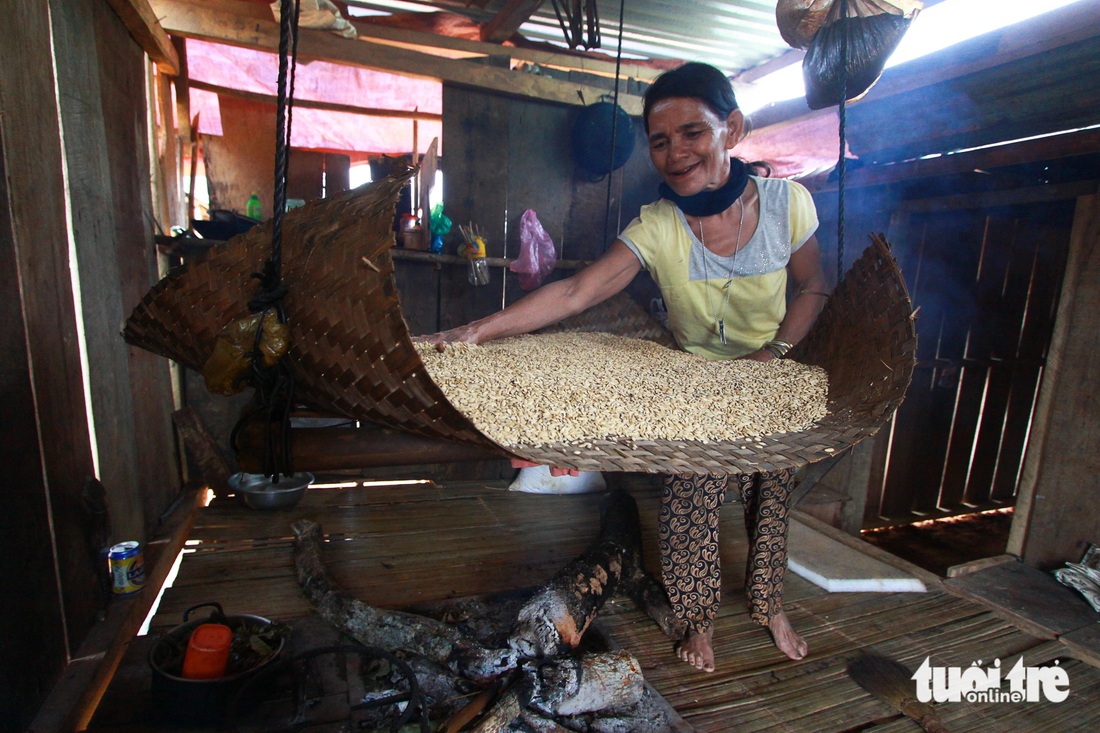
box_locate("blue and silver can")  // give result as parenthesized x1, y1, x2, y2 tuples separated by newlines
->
(108, 541, 145, 595)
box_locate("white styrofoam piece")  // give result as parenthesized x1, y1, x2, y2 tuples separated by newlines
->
(787, 518, 927, 593)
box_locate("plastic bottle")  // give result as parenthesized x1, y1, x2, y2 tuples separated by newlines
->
(246, 193, 262, 220)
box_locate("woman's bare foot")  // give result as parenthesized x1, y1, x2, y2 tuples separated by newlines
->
(767, 610, 808, 660)
(676, 627, 716, 672)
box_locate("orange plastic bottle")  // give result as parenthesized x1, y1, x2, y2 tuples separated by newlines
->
(181, 623, 233, 679)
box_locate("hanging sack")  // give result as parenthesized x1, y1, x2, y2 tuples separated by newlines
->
(776, 0, 836, 50)
(790, 0, 922, 110)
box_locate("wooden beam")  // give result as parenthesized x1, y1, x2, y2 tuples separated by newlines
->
(895, 180, 1097, 214)
(350, 20, 662, 81)
(188, 79, 443, 121)
(104, 0, 180, 74)
(802, 127, 1100, 194)
(480, 0, 545, 44)
(150, 0, 644, 113)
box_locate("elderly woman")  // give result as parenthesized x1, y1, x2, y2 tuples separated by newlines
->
(421, 62, 827, 671)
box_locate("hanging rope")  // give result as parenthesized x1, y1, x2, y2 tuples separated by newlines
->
(551, 0, 601, 50)
(836, 0, 849, 286)
(601, 0, 628, 250)
(231, 0, 302, 481)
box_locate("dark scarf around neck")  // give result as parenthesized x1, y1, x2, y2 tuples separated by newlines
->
(658, 158, 749, 217)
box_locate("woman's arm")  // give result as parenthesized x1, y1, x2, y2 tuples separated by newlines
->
(418, 240, 643, 347)
(743, 234, 829, 362)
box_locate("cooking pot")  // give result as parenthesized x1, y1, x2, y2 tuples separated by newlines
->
(148, 602, 287, 724)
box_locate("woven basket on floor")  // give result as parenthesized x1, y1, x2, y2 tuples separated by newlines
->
(124, 173, 916, 474)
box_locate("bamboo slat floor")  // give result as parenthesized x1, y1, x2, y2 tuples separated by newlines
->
(91, 477, 1100, 732)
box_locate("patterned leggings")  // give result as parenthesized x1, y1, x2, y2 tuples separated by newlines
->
(657, 469, 794, 635)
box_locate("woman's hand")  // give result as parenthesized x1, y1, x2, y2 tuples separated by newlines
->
(741, 348, 776, 362)
(413, 323, 480, 352)
(511, 458, 579, 477)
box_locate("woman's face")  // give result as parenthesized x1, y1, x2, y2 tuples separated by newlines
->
(646, 97, 742, 197)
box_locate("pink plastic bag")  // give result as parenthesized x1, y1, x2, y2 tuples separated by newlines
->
(510, 209, 557, 291)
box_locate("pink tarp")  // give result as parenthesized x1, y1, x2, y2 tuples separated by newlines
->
(186, 38, 442, 155)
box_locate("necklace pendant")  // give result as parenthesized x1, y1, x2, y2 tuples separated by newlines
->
(718, 319, 727, 345)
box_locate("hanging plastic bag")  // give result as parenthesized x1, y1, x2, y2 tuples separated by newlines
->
(202, 311, 289, 396)
(776, 0, 835, 50)
(508, 465, 607, 495)
(796, 0, 922, 110)
(510, 209, 557, 291)
(429, 203, 452, 254)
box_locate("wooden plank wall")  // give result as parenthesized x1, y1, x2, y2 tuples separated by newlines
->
(202, 95, 278, 216)
(0, 124, 69, 733)
(812, 181, 1074, 529)
(1010, 189, 1100, 568)
(875, 200, 1071, 526)
(0, 1, 183, 726)
(0, 1, 99, 727)
(53, 0, 179, 544)
(202, 95, 352, 219)
(394, 83, 661, 337)
(94, 0, 183, 540)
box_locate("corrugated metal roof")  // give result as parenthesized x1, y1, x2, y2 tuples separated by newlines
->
(344, 0, 793, 76)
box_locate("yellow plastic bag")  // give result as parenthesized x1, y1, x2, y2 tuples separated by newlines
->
(202, 311, 290, 395)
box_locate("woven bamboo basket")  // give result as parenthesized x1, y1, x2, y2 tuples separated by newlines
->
(124, 172, 916, 474)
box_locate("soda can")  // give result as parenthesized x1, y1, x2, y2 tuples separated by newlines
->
(108, 541, 146, 595)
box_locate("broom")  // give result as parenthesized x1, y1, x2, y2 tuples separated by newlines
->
(847, 655, 950, 732)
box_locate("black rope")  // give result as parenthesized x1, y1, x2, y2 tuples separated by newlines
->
(550, 0, 578, 48)
(836, 0, 849, 286)
(271, 0, 302, 264)
(232, 0, 302, 482)
(585, 0, 601, 50)
(551, 0, 600, 49)
(601, 0, 628, 251)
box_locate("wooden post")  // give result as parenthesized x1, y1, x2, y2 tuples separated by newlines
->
(1008, 188, 1100, 568)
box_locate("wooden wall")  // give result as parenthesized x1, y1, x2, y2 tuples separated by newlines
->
(877, 200, 1070, 524)
(202, 95, 352, 217)
(394, 84, 662, 337)
(810, 170, 1087, 541)
(0, 0, 179, 727)
(1010, 188, 1100, 568)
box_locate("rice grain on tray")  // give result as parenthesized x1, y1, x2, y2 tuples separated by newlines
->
(415, 332, 828, 448)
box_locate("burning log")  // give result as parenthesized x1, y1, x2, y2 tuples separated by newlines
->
(466, 688, 522, 733)
(611, 481, 688, 641)
(291, 519, 518, 683)
(290, 489, 675, 729)
(522, 651, 644, 716)
(464, 652, 643, 732)
(508, 490, 640, 657)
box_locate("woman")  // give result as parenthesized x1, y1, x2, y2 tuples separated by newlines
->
(420, 62, 828, 671)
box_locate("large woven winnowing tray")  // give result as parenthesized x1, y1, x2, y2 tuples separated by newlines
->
(124, 172, 916, 474)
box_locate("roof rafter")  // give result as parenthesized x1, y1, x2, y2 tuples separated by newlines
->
(480, 0, 546, 44)
(151, 0, 643, 113)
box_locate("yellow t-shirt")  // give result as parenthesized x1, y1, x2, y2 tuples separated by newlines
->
(620, 177, 818, 360)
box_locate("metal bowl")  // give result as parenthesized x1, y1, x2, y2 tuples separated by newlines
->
(229, 472, 314, 510)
